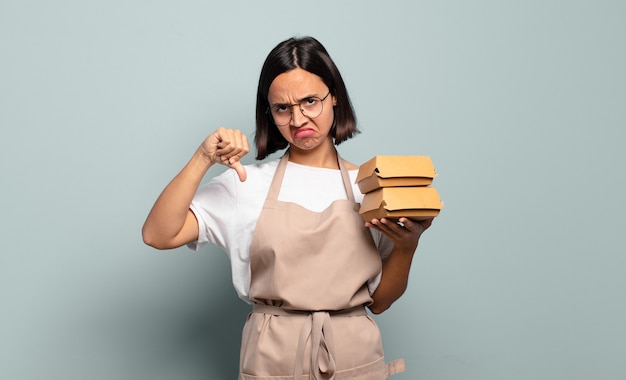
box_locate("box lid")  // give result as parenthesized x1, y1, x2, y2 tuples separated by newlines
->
(356, 156, 438, 193)
(356, 156, 437, 183)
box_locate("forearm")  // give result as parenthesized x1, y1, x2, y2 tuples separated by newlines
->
(369, 246, 416, 314)
(142, 150, 212, 249)
(364, 217, 433, 314)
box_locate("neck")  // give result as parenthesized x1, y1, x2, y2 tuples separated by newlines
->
(287, 140, 339, 169)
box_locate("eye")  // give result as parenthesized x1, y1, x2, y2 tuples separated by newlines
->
(273, 105, 289, 113)
(302, 97, 319, 107)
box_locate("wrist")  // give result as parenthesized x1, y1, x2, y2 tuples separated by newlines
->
(189, 149, 214, 174)
(391, 243, 418, 256)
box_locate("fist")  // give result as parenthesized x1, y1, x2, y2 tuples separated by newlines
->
(200, 127, 250, 181)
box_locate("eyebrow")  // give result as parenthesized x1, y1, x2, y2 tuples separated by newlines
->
(269, 93, 321, 106)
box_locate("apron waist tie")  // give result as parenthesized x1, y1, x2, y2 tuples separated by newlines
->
(252, 304, 367, 380)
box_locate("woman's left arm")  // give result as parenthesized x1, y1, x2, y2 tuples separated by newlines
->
(367, 217, 433, 314)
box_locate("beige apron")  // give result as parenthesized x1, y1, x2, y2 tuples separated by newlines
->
(239, 152, 405, 379)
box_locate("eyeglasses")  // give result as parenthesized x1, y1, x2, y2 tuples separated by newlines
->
(267, 91, 331, 127)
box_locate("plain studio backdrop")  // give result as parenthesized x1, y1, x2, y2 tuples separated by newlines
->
(1, 1, 624, 379)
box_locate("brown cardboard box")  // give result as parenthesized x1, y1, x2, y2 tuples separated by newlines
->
(359, 186, 443, 222)
(356, 156, 437, 194)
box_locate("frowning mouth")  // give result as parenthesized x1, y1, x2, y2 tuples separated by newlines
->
(294, 128, 316, 139)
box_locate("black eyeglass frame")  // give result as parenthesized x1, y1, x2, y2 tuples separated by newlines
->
(266, 91, 331, 127)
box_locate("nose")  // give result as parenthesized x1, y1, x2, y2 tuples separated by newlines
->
(290, 105, 308, 127)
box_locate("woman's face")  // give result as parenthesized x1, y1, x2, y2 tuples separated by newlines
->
(267, 68, 337, 152)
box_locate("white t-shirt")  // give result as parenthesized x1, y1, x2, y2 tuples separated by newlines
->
(188, 158, 393, 303)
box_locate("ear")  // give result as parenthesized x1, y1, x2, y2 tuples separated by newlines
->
(332, 95, 337, 106)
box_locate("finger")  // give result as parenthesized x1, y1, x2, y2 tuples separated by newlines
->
(422, 218, 434, 229)
(230, 133, 250, 160)
(381, 218, 406, 232)
(230, 160, 247, 182)
(216, 133, 249, 158)
(411, 218, 433, 233)
(397, 217, 416, 231)
(371, 218, 404, 239)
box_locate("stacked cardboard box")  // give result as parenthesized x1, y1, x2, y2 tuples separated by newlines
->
(356, 156, 444, 222)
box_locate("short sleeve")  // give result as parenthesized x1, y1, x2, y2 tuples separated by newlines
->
(186, 170, 238, 252)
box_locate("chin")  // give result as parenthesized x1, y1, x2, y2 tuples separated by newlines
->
(292, 139, 321, 150)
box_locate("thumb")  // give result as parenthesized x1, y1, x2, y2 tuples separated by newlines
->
(230, 160, 247, 182)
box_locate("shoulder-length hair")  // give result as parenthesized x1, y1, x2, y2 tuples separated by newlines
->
(254, 36, 358, 160)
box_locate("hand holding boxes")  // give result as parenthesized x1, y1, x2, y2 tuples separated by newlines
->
(356, 156, 444, 222)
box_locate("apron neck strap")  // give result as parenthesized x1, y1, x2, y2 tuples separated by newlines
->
(265, 149, 356, 203)
(337, 155, 356, 203)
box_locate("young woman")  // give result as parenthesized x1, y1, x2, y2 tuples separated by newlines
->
(142, 36, 433, 379)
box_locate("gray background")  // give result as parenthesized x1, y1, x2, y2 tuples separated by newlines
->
(1, 0, 625, 379)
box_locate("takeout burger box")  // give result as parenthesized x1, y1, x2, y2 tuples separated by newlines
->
(359, 186, 443, 221)
(355, 155, 437, 194)
(356, 155, 443, 222)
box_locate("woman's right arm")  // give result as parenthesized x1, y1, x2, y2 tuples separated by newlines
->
(142, 127, 249, 250)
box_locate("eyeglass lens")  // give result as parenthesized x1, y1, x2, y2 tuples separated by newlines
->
(270, 95, 326, 126)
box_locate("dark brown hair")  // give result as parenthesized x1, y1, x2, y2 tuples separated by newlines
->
(255, 36, 358, 160)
